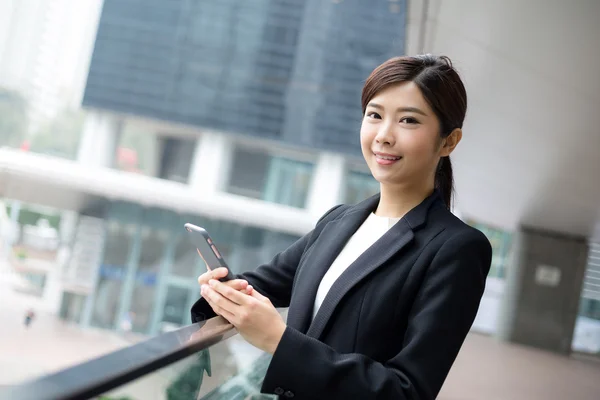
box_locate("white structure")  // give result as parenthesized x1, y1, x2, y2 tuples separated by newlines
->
(0, 131, 352, 237)
(0, 0, 103, 129)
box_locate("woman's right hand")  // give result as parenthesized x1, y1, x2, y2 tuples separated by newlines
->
(198, 267, 253, 296)
(198, 267, 253, 318)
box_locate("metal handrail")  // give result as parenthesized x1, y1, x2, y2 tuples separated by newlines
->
(0, 317, 236, 400)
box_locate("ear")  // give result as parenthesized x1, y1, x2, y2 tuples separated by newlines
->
(439, 128, 462, 157)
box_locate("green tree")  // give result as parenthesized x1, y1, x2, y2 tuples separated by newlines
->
(30, 108, 85, 159)
(0, 87, 28, 147)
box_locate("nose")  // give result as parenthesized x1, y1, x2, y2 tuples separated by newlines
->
(374, 122, 395, 146)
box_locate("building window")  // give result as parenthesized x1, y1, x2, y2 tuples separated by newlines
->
(226, 146, 314, 208)
(579, 242, 600, 321)
(161, 285, 192, 326)
(343, 170, 379, 204)
(156, 136, 196, 183)
(116, 122, 195, 184)
(85, 202, 303, 334)
(91, 221, 135, 330)
(579, 298, 600, 321)
(467, 221, 512, 279)
(169, 233, 203, 279)
(572, 242, 600, 354)
(128, 226, 168, 333)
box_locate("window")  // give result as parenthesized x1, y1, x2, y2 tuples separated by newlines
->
(343, 171, 379, 204)
(91, 221, 135, 329)
(181, 217, 301, 276)
(116, 122, 195, 183)
(467, 222, 512, 279)
(128, 226, 168, 333)
(226, 146, 314, 208)
(157, 136, 196, 183)
(578, 242, 600, 321)
(572, 242, 600, 354)
(263, 157, 313, 208)
(169, 233, 202, 279)
(161, 285, 192, 326)
(227, 147, 270, 199)
(85, 202, 303, 335)
(579, 298, 600, 321)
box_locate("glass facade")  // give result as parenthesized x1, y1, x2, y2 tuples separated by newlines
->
(83, 0, 407, 155)
(467, 221, 512, 279)
(580, 298, 600, 320)
(84, 201, 301, 335)
(91, 220, 136, 330)
(226, 146, 314, 208)
(572, 242, 600, 355)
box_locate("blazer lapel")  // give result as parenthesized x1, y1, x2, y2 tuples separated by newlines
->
(306, 191, 441, 339)
(286, 206, 372, 333)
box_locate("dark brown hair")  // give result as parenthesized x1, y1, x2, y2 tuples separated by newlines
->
(361, 54, 467, 209)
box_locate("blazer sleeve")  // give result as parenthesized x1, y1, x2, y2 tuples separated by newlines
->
(261, 230, 492, 400)
(190, 204, 347, 323)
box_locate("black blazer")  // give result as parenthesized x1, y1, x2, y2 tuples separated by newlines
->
(191, 191, 492, 400)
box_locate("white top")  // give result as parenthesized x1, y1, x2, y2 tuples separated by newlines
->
(312, 213, 401, 320)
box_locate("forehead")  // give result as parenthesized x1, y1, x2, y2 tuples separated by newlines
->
(368, 81, 430, 109)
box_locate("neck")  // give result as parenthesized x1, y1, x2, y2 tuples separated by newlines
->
(374, 182, 435, 219)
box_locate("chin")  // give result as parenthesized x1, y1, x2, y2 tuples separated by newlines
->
(371, 170, 405, 186)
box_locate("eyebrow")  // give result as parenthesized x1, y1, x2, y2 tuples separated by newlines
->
(367, 102, 428, 116)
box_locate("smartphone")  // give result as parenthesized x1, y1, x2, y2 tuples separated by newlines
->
(184, 223, 235, 282)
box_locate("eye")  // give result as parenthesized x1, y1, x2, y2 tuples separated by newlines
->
(366, 111, 381, 119)
(400, 116, 419, 124)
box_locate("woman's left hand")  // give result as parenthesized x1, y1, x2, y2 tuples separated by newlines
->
(201, 279, 286, 354)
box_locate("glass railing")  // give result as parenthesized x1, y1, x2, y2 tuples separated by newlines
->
(0, 315, 280, 400)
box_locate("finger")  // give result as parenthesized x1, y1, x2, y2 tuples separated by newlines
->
(249, 287, 267, 301)
(197, 268, 230, 285)
(202, 284, 239, 314)
(211, 267, 230, 279)
(204, 295, 236, 323)
(224, 279, 249, 291)
(245, 285, 253, 295)
(216, 306, 235, 323)
(209, 279, 251, 306)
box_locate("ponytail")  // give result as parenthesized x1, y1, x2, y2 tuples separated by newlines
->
(435, 156, 454, 210)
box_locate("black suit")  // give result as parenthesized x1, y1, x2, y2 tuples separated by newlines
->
(191, 191, 492, 399)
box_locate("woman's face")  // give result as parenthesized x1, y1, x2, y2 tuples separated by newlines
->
(360, 81, 446, 191)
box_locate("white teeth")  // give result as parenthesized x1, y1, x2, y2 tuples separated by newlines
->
(375, 154, 401, 161)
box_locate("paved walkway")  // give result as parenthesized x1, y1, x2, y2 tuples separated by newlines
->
(0, 271, 131, 385)
(440, 333, 600, 400)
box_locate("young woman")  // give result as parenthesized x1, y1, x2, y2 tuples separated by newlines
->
(192, 54, 492, 400)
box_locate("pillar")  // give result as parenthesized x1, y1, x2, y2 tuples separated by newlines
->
(306, 152, 346, 217)
(496, 226, 589, 354)
(188, 130, 232, 194)
(77, 111, 123, 168)
(42, 210, 79, 314)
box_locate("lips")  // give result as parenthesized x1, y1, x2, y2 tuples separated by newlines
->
(373, 152, 402, 166)
(374, 152, 401, 161)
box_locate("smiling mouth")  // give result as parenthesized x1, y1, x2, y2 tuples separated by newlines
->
(374, 153, 402, 161)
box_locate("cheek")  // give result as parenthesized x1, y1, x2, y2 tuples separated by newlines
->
(400, 130, 438, 157)
(359, 123, 376, 151)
